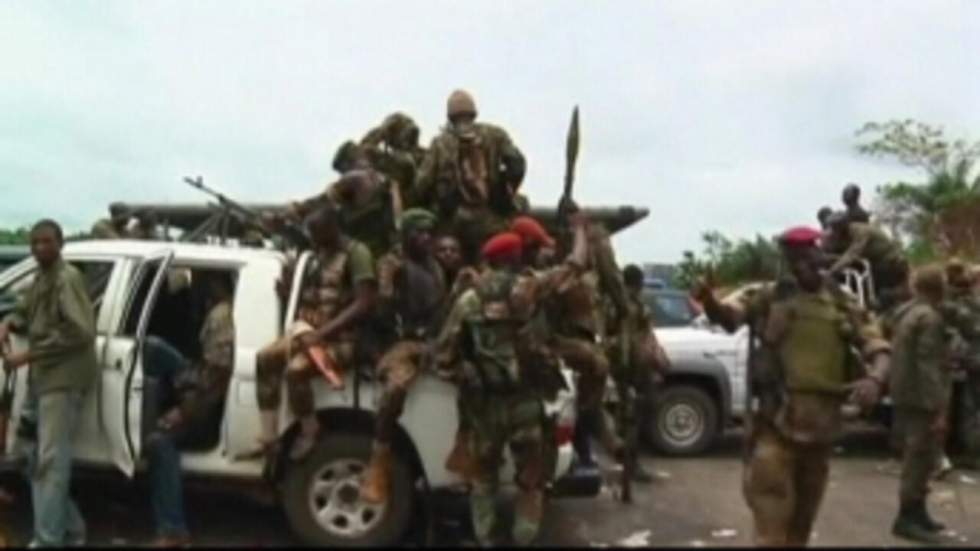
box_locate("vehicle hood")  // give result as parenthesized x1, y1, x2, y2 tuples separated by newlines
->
(654, 325, 737, 353)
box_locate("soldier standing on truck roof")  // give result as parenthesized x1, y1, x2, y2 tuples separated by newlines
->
(691, 225, 891, 546)
(435, 211, 589, 546)
(415, 89, 529, 264)
(359, 112, 427, 209)
(358, 209, 449, 504)
(604, 264, 671, 484)
(252, 203, 378, 461)
(825, 212, 910, 313)
(886, 266, 954, 544)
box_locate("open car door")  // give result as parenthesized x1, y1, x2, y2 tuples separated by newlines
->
(100, 250, 175, 477)
(284, 251, 313, 327)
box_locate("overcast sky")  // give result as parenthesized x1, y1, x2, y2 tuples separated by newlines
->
(2, 1, 978, 264)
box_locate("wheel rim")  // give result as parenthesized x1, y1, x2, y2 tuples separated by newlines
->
(308, 458, 387, 539)
(659, 401, 704, 448)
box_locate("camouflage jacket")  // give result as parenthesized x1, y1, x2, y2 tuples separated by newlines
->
(889, 299, 952, 412)
(941, 287, 980, 370)
(178, 300, 234, 422)
(829, 223, 905, 275)
(375, 246, 447, 339)
(415, 122, 525, 219)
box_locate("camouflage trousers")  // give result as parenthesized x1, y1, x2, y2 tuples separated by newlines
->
(468, 393, 545, 547)
(374, 340, 428, 443)
(894, 407, 943, 504)
(255, 323, 354, 417)
(743, 421, 831, 546)
(553, 335, 610, 413)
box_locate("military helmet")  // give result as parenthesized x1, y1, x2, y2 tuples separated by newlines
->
(332, 140, 363, 173)
(447, 89, 477, 120)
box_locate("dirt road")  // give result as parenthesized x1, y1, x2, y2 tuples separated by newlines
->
(0, 424, 976, 547)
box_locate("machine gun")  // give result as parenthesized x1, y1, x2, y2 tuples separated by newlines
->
(183, 176, 311, 250)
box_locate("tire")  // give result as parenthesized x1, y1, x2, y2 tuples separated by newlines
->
(281, 432, 416, 547)
(646, 384, 719, 456)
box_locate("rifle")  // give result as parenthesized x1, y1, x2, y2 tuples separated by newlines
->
(183, 176, 312, 250)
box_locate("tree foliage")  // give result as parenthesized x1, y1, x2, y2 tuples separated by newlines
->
(856, 119, 980, 260)
(674, 231, 781, 289)
(0, 227, 29, 245)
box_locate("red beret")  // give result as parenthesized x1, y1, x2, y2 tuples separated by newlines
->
(481, 232, 524, 263)
(510, 216, 555, 247)
(779, 226, 822, 248)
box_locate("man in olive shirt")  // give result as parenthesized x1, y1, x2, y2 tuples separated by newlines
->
(826, 213, 910, 312)
(0, 219, 97, 547)
(887, 266, 953, 544)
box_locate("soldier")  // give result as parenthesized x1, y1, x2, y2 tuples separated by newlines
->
(816, 206, 833, 230)
(434, 234, 465, 283)
(360, 112, 427, 207)
(534, 214, 631, 469)
(943, 259, 980, 469)
(691, 225, 890, 546)
(605, 264, 671, 483)
(91, 206, 159, 240)
(435, 215, 588, 547)
(841, 183, 872, 224)
(359, 209, 447, 504)
(141, 271, 236, 547)
(281, 158, 400, 258)
(825, 212, 910, 312)
(416, 89, 528, 263)
(253, 203, 378, 460)
(888, 266, 953, 544)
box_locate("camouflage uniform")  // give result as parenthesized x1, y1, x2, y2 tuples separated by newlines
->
(604, 286, 668, 462)
(416, 122, 526, 263)
(829, 222, 909, 312)
(360, 112, 427, 208)
(704, 274, 889, 546)
(290, 169, 399, 258)
(547, 225, 631, 457)
(255, 238, 375, 424)
(888, 294, 953, 540)
(436, 268, 541, 546)
(942, 279, 980, 466)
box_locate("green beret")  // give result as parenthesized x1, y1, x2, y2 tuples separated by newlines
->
(399, 208, 437, 233)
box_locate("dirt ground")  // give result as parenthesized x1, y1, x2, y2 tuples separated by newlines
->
(0, 423, 977, 547)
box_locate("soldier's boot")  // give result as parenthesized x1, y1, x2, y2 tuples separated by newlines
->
(289, 416, 320, 461)
(914, 500, 946, 533)
(359, 443, 392, 504)
(891, 501, 944, 544)
(445, 428, 476, 480)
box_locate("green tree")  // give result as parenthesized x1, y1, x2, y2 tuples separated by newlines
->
(674, 231, 780, 288)
(856, 119, 980, 260)
(0, 227, 29, 245)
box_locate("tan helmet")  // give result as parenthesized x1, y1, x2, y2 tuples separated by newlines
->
(447, 89, 477, 120)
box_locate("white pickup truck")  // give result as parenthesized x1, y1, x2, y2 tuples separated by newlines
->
(0, 240, 588, 546)
(640, 265, 876, 456)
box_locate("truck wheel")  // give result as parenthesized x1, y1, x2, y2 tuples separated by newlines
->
(281, 432, 415, 547)
(647, 385, 718, 456)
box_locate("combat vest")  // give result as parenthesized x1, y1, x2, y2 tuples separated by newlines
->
(763, 287, 860, 395)
(296, 242, 355, 333)
(461, 270, 522, 393)
(393, 255, 446, 339)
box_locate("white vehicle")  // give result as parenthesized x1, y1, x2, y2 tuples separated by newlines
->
(639, 264, 875, 456)
(0, 240, 589, 546)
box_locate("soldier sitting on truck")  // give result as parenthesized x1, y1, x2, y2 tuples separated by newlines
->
(253, 203, 378, 461)
(359, 208, 448, 504)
